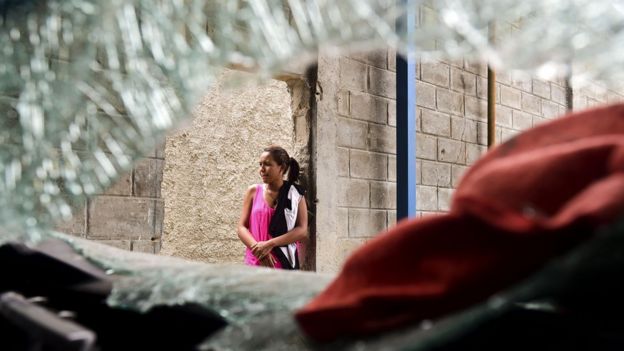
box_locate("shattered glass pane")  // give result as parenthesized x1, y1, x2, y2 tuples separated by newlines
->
(39, 219, 624, 350)
(3, 0, 624, 348)
(48, 231, 334, 349)
(3, 0, 624, 238)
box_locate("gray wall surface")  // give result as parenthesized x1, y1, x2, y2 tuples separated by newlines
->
(313, 42, 624, 272)
(159, 71, 297, 264)
(55, 145, 165, 254)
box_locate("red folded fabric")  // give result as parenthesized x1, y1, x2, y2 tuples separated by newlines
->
(295, 104, 624, 341)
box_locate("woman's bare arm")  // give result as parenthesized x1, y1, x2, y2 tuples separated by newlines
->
(237, 185, 258, 249)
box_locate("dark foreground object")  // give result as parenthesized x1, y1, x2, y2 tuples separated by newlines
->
(0, 240, 227, 351)
(297, 103, 624, 343)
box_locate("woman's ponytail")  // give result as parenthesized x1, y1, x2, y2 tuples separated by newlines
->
(288, 157, 300, 183)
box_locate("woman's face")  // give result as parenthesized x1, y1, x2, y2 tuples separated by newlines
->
(259, 152, 284, 184)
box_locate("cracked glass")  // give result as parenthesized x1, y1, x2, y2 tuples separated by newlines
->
(2, 0, 624, 349)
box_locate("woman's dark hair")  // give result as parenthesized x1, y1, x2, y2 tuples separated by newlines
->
(263, 145, 300, 183)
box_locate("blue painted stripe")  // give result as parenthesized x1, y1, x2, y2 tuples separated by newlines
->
(396, 1, 417, 220)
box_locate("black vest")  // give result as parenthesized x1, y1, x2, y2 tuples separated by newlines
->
(268, 181, 305, 270)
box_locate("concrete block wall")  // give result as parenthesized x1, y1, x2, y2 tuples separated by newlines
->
(332, 52, 574, 230)
(332, 52, 398, 262)
(0, 61, 166, 254)
(572, 80, 624, 110)
(54, 144, 165, 254)
(421, 62, 572, 216)
(316, 22, 624, 272)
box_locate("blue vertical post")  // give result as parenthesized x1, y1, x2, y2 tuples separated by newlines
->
(396, 1, 417, 220)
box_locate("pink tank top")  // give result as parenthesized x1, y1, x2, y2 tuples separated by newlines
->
(244, 185, 282, 268)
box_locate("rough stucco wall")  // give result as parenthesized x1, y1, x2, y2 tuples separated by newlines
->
(161, 71, 294, 263)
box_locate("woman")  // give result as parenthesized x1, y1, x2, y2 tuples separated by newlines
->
(237, 145, 308, 269)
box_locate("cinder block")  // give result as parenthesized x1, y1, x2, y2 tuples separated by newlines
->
(337, 117, 368, 149)
(348, 209, 387, 237)
(542, 100, 560, 119)
(476, 76, 488, 99)
(476, 122, 488, 146)
(95, 240, 131, 251)
(533, 79, 551, 99)
(368, 66, 396, 99)
(369, 124, 397, 154)
(451, 117, 477, 143)
(350, 50, 387, 69)
(550, 75, 567, 87)
(388, 155, 396, 182)
(451, 165, 468, 187)
(512, 110, 533, 131)
(466, 143, 486, 165)
(581, 83, 602, 100)
(437, 138, 466, 164)
(350, 150, 387, 180)
(416, 133, 437, 160)
(573, 96, 587, 110)
(465, 95, 486, 121)
(416, 81, 436, 110)
(464, 60, 487, 76)
(559, 105, 568, 116)
(350, 92, 388, 124)
(421, 160, 451, 187)
(496, 104, 513, 128)
(340, 57, 367, 91)
(415, 107, 421, 132)
(438, 188, 454, 211)
(416, 159, 422, 184)
(388, 48, 396, 71)
(521, 93, 541, 115)
(387, 210, 397, 227)
(501, 127, 520, 142)
(422, 109, 451, 137)
(337, 177, 370, 208)
(54, 198, 87, 237)
(451, 68, 476, 95)
(335, 238, 369, 261)
(441, 58, 464, 68)
(421, 61, 450, 88)
(131, 240, 157, 254)
(532, 116, 548, 126)
(551, 85, 567, 106)
(388, 101, 396, 126)
(337, 147, 349, 177)
(500, 85, 521, 109)
(416, 185, 438, 211)
(337, 207, 349, 238)
(587, 98, 602, 107)
(437, 89, 464, 116)
(87, 196, 162, 240)
(153, 199, 164, 239)
(511, 71, 532, 92)
(370, 181, 397, 209)
(134, 158, 164, 198)
(497, 71, 512, 85)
